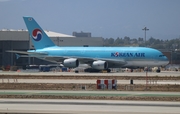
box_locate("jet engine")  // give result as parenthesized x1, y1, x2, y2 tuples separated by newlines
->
(91, 60, 108, 70)
(63, 58, 79, 68)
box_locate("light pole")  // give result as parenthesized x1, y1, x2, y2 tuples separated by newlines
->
(142, 27, 149, 47)
(142, 27, 149, 88)
(171, 50, 173, 65)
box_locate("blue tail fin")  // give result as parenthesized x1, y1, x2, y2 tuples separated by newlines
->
(23, 17, 55, 49)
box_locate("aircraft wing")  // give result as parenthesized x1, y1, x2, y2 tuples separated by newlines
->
(44, 56, 127, 68)
(77, 57, 127, 68)
(6, 50, 48, 55)
(7, 50, 127, 67)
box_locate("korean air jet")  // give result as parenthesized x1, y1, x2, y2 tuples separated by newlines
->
(8, 17, 169, 72)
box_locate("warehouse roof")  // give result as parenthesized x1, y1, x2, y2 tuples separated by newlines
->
(45, 30, 75, 37)
(0, 29, 75, 38)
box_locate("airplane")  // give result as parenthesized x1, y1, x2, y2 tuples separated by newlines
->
(8, 16, 169, 72)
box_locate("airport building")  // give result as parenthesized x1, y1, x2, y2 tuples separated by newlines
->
(0, 29, 103, 66)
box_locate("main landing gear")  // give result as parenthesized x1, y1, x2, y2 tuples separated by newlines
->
(84, 68, 111, 73)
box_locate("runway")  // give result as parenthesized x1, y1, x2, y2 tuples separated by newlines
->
(0, 99, 180, 114)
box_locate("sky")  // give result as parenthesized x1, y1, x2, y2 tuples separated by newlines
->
(0, 0, 180, 40)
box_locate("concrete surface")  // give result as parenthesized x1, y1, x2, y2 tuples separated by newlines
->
(1, 79, 180, 85)
(0, 99, 180, 114)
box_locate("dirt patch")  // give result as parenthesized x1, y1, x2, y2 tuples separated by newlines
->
(0, 83, 180, 91)
(0, 75, 180, 80)
(0, 95, 179, 101)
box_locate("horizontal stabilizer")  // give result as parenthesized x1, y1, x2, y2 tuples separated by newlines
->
(15, 54, 20, 59)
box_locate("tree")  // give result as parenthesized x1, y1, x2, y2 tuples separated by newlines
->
(114, 37, 121, 45)
(108, 38, 114, 45)
(124, 36, 130, 44)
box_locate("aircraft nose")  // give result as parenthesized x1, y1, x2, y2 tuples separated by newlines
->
(163, 56, 169, 65)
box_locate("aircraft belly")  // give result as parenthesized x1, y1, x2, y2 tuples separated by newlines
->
(108, 61, 126, 68)
(125, 60, 160, 67)
(108, 64, 123, 68)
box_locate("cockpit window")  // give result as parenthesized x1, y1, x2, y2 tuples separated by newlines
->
(159, 55, 165, 57)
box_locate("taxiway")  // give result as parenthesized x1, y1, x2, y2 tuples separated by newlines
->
(0, 71, 180, 76)
(0, 99, 180, 114)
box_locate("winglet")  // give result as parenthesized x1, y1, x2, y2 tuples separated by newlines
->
(23, 17, 55, 49)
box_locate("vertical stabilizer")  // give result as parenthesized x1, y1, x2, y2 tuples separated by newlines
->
(23, 17, 55, 49)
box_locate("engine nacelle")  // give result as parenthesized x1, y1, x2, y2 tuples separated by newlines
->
(63, 58, 79, 68)
(91, 60, 108, 70)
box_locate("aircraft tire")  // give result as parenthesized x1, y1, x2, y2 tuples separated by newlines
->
(156, 69, 161, 73)
(107, 69, 111, 73)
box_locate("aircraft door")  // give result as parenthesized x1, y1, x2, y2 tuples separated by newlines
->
(81, 49, 85, 55)
(63, 49, 67, 55)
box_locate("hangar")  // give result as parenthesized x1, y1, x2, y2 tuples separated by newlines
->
(0, 29, 103, 66)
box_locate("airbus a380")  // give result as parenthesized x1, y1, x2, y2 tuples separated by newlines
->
(8, 17, 169, 72)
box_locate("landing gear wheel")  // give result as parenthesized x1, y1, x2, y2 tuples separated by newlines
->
(107, 69, 111, 73)
(156, 69, 161, 73)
